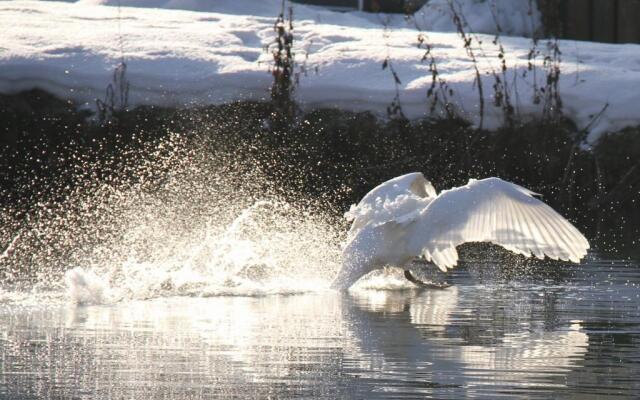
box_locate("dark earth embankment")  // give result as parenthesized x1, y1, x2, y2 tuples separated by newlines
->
(1, 89, 638, 281)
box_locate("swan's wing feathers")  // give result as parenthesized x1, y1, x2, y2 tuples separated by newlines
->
(410, 178, 589, 271)
(346, 172, 437, 238)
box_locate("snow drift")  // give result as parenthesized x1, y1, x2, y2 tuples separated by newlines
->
(1, 0, 639, 143)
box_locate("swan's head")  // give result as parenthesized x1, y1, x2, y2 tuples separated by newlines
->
(408, 173, 437, 199)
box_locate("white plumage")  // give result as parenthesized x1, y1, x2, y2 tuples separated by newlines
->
(331, 173, 589, 289)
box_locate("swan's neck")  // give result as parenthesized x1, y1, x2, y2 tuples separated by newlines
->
(330, 259, 368, 290)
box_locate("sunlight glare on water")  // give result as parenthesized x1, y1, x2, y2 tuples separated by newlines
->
(1, 257, 639, 399)
(0, 129, 639, 399)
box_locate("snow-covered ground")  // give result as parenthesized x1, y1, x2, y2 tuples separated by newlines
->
(76, 0, 542, 37)
(1, 0, 640, 143)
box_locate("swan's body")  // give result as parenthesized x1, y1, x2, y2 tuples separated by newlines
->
(331, 173, 589, 289)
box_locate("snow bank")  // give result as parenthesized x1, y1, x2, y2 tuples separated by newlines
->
(412, 0, 541, 37)
(1, 1, 639, 143)
(78, 0, 326, 18)
(77, 0, 542, 37)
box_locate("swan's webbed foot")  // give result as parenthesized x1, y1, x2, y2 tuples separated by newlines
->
(403, 270, 451, 289)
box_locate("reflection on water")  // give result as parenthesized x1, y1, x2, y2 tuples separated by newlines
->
(1, 257, 639, 399)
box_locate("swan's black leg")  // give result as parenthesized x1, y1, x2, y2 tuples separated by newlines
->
(404, 270, 451, 289)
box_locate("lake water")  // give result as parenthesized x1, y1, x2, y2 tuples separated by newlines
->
(1, 254, 638, 399)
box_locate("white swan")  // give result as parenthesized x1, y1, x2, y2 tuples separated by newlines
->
(331, 173, 589, 289)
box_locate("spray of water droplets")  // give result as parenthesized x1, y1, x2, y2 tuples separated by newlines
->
(0, 129, 344, 304)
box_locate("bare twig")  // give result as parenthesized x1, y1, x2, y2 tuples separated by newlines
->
(448, 0, 484, 129)
(382, 23, 406, 120)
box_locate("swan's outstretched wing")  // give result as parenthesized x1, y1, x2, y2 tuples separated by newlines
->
(345, 172, 437, 238)
(409, 178, 589, 271)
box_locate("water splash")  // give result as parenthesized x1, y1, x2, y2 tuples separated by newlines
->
(0, 132, 343, 304)
(65, 198, 342, 304)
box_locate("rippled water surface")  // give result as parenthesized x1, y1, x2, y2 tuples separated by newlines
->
(1, 256, 639, 399)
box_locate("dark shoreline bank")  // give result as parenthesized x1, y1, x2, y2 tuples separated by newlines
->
(1, 89, 638, 280)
